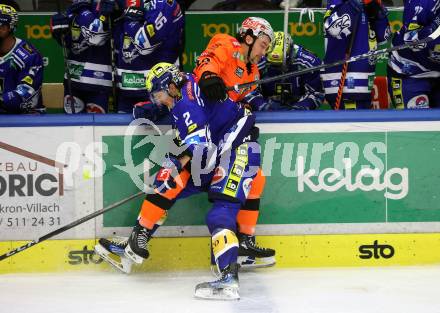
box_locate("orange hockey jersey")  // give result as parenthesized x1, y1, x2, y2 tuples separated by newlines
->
(193, 33, 259, 103)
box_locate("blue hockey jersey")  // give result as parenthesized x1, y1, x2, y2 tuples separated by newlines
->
(171, 74, 255, 158)
(258, 44, 324, 110)
(114, 0, 184, 98)
(0, 38, 45, 114)
(53, 4, 112, 91)
(388, 0, 440, 78)
(322, 0, 390, 101)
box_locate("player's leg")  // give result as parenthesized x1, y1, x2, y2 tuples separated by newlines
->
(236, 168, 276, 269)
(95, 168, 191, 272)
(195, 200, 241, 300)
(195, 142, 259, 300)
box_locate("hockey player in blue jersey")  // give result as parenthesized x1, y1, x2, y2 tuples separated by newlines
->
(95, 62, 261, 300)
(248, 31, 324, 111)
(0, 3, 45, 114)
(114, 0, 184, 113)
(50, 0, 114, 113)
(322, 0, 390, 109)
(387, 0, 440, 109)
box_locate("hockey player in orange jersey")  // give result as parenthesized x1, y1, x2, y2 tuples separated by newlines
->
(194, 17, 276, 269)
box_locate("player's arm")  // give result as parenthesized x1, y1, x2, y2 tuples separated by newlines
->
(175, 104, 210, 159)
(193, 43, 230, 102)
(1, 51, 44, 113)
(365, 0, 391, 44)
(399, 2, 440, 47)
(291, 46, 324, 110)
(122, 1, 182, 56)
(154, 103, 209, 191)
(242, 89, 271, 111)
(76, 3, 114, 47)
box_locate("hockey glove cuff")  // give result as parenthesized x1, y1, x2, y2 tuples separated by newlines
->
(50, 13, 70, 37)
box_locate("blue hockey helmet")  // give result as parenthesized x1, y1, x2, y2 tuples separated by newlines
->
(0, 4, 18, 32)
(145, 62, 185, 102)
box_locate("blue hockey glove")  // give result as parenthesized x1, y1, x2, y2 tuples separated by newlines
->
(133, 101, 160, 121)
(50, 13, 70, 37)
(96, 0, 115, 16)
(153, 156, 183, 191)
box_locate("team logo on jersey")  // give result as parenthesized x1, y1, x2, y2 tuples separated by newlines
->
(71, 26, 110, 55)
(324, 13, 351, 39)
(122, 29, 161, 63)
(242, 178, 253, 198)
(235, 67, 244, 78)
(415, 96, 429, 108)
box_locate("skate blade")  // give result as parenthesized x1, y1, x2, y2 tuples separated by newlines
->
(194, 286, 240, 300)
(238, 256, 276, 270)
(94, 244, 133, 274)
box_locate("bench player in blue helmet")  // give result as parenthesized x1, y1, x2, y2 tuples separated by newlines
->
(0, 2, 45, 114)
(113, 0, 184, 114)
(387, 0, 440, 109)
(96, 62, 261, 300)
(246, 31, 324, 111)
(50, 0, 114, 113)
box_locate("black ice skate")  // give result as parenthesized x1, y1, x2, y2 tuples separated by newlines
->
(195, 263, 240, 300)
(237, 233, 276, 269)
(124, 222, 152, 264)
(94, 237, 133, 274)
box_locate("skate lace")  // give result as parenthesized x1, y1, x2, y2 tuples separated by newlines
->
(246, 237, 269, 251)
(137, 229, 150, 249)
(109, 236, 128, 247)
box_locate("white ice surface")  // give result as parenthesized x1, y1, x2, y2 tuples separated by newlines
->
(2, 266, 440, 313)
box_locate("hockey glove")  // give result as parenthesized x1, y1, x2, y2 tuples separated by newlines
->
(153, 156, 183, 191)
(96, 0, 115, 16)
(122, 6, 144, 21)
(133, 101, 160, 121)
(198, 71, 227, 102)
(50, 13, 70, 37)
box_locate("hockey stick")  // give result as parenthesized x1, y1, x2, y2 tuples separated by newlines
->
(0, 191, 144, 261)
(334, 12, 360, 110)
(228, 24, 440, 92)
(56, 0, 76, 114)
